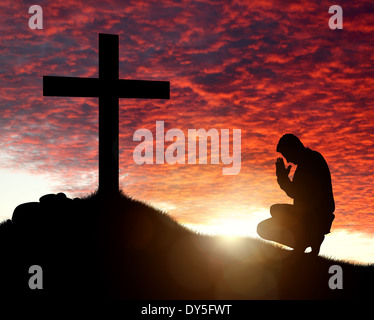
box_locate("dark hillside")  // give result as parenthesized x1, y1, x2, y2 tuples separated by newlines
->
(0, 191, 372, 299)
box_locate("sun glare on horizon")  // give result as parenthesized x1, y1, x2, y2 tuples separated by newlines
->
(180, 207, 374, 265)
(182, 207, 269, 239)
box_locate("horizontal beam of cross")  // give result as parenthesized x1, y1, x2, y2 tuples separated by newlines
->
(43, 76, 170, 99)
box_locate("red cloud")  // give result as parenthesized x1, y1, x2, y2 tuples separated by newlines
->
(0, 0, 373, 238)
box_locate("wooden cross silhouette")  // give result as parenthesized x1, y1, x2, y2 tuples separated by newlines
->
(43, 33, 170, 195)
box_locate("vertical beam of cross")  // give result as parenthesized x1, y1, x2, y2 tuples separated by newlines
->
(43, 34, 170, 195)
(99, 34, 119, 195)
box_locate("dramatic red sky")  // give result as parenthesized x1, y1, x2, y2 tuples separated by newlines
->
(0, 0, 373, 263)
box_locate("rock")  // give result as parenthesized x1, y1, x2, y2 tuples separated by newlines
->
(12, 202, 41, 226)
(39, 192, 68, 204)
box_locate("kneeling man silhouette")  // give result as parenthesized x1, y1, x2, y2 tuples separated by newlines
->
(257, 134, 335, 255)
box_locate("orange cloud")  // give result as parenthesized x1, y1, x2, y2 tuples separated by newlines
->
(0, 0, 373, 241)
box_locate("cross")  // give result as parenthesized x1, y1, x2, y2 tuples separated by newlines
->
(43, 33, 170, 195)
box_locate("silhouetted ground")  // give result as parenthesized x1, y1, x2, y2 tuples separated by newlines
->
(0, 191, 372, 299)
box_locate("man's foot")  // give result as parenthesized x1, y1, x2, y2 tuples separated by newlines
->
(310, 235, 325, 256)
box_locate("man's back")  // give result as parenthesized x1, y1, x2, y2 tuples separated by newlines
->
(292, 148, 335, 215)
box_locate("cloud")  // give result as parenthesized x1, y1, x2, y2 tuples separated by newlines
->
(0, 0, 373, 247)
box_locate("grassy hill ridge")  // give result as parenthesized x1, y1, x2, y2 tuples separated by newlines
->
(0, 191, 372, 299)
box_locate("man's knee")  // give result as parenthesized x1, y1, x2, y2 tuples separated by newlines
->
(270, 204, 284, 218)
(257, 219, 271, 240)
(270, 203, 294, 218)
(270, 204, 279, 216)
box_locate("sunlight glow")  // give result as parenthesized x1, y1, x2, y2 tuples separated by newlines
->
(182, 208, 374, 265)
(321, 230, 374, 265)
(0, 169, 54, 222)
(182, 207, 269, 239)
(1, 171, 373, 266)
